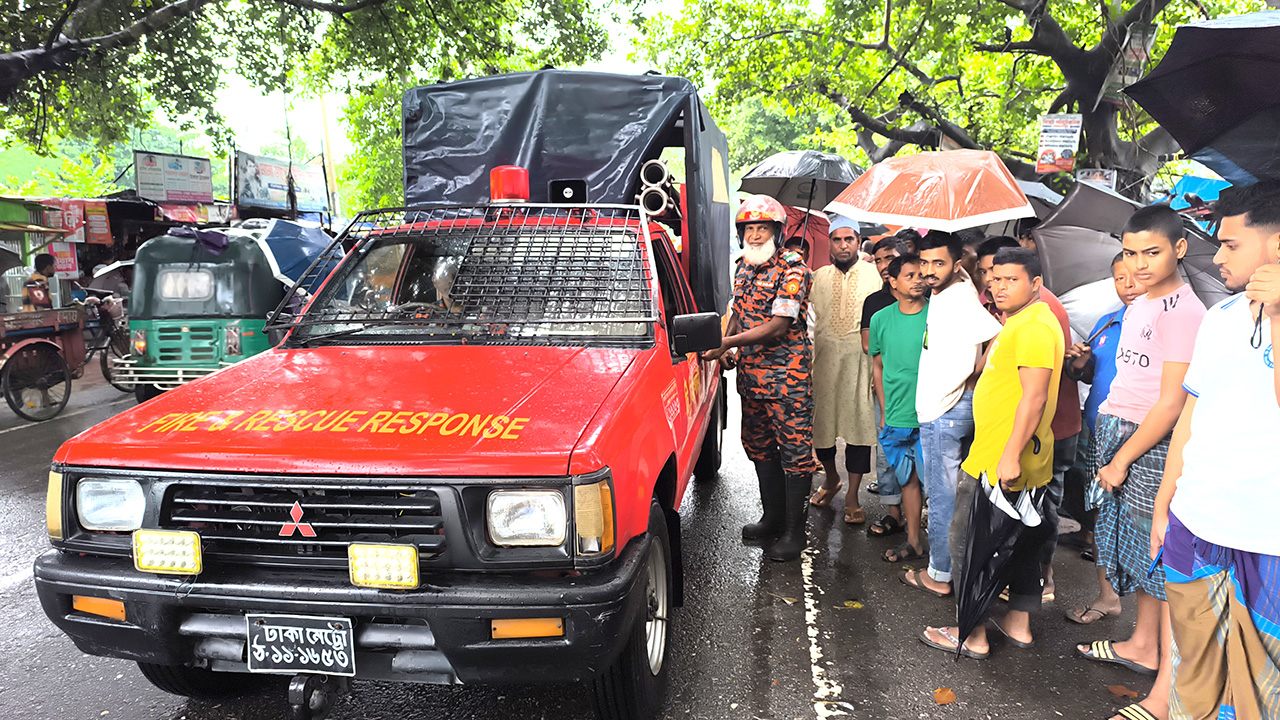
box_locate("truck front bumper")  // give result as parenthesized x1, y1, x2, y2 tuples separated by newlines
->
(33, 537, 650, 685)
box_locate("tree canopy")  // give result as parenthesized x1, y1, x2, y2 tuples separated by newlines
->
(0, 0, 608, 163)
(636, 0, 1261, 192)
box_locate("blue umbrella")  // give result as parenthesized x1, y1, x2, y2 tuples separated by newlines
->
(258, 220, 340, 294)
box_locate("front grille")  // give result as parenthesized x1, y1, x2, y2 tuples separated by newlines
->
(154, 325, 218, 362)
(162, 483, 446, 568)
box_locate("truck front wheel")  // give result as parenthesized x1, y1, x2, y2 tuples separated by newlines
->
(589, 502, 672, 720)
(136, 662, 270, 699)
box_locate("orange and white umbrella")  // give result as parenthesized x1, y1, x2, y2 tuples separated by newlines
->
(824, 149, 1034, 233)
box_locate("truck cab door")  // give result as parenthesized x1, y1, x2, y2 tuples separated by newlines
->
(649, 229, 716, 487)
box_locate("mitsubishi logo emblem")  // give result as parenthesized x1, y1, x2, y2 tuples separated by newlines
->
(279, 501, 317, 537)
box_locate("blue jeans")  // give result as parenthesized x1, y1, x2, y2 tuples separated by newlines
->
(918, 390, 974, 583)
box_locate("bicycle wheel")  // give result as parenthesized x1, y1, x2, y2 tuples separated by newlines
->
(102, 327, 134, 393)
(2, 344, 72, 421)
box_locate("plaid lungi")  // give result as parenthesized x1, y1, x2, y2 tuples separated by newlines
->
(1083, 425, 1108, 512)
(1092, 412, 1170, 599)
(1166, 513, 1280, 720)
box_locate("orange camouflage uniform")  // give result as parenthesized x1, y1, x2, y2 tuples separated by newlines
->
(732, 249, 818, 476)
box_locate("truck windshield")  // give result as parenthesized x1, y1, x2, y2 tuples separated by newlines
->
(292, 206, 657, 346)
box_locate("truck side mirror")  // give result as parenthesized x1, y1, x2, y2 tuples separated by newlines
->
(670, 312, 722, 356)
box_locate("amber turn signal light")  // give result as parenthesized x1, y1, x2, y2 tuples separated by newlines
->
(72, 595, 126, 622)
(490, 617, 565, 639)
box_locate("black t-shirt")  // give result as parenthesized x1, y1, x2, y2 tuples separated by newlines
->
(860, 284, 895, 330)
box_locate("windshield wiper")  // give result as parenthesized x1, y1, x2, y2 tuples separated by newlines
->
(295, 322, 407, 347)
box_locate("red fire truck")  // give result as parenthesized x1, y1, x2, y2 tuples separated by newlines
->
(34, 71, 733, 720)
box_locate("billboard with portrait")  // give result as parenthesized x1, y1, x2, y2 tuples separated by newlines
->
(235, 151, 329, 213)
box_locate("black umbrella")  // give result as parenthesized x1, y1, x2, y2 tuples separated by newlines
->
(740, 150, 863, 209)
(1125, 11, 1280, 185)
(955, 477, 1046, 657)
(741, 150, 863, 244)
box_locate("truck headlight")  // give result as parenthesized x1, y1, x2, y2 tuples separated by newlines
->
(131, 329, 147, 357)
(487, 490, 566, 547)
(76, 478, 145, 531)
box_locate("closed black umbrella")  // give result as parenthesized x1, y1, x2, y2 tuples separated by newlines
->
(1125, 12, 1280, 185)
(955, 477, 1045, 657)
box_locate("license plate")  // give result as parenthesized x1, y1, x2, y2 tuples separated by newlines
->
(245, 614, 355, 676)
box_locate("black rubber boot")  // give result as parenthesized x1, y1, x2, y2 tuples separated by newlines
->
(765, 472, 813, 562)
(742, 459, 786, 542)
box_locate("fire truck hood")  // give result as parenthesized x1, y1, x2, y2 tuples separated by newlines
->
(55, 345, 641, 476)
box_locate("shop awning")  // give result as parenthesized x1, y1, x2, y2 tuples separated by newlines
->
(0, 221, 68, 234)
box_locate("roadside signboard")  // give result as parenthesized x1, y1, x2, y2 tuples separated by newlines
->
(43, 198, 112, 245)
(49, 241, 79, 279)
(1076, 168, 1118, 191)
(134, 151, 215, 203)
(235, 151, 329, 212)
(1036, 114, 1084, 174)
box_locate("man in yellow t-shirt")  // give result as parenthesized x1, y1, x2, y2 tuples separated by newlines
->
(921, 247, 1062, 660)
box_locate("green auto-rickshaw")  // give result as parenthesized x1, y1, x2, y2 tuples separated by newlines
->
(118, 220, 336, 402)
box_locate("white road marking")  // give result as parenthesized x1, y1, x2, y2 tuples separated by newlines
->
(802, 545, 847, 717)
(0, 398, 133, 436)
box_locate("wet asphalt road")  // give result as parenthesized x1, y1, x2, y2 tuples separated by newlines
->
(0, 370, 1151, 720)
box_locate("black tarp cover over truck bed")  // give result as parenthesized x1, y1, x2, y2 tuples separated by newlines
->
(401, 70, 731, 314)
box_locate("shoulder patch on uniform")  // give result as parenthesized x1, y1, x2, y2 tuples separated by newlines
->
(781, 250, 803, 265)
(784, 279, 801, 294)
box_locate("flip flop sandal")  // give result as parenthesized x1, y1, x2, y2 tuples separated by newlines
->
(1077, 640, 1158, 676)
(1115, 704, 1160, 720)
(1080, 547, 1096, 563)
(866, 481, 881, 494)
(1066, 604, 1116, 625)
(900, 568, 951, 598)
(883, 542, 927, 563)
(867, 514, 904, 537)
(843, 507, 867, 525)
(810, 481, 843, 507)
(919, 627, 988, 660)
(988, 617, 1034, 648)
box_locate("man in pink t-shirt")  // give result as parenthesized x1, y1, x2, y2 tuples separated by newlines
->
(1077, 205, 1206, 720)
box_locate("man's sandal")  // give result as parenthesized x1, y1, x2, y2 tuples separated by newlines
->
(882, 542, 927, 563)
(867, 514, 904, 537)
(900, 568, 950, 598)
(919, 627, 988, 659)
(1065, 604, 1116, 625)
(1077, 640, 1158, 675)
(810, 482, 843, 507)
(1114, 704, 1160, 720)
(843, 507, 866, 524)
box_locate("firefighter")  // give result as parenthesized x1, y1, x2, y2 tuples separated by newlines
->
(703, 195, 817, 562)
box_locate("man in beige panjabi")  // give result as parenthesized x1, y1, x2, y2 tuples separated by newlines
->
(808, 217, 882, 524)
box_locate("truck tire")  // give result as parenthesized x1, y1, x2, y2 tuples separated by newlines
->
(136, 662, 268, 699)
(693, 382, 723, 482)
(589, 502, 672, 720)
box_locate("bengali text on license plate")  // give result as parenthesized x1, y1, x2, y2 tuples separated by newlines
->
(245, 614, 355, 676)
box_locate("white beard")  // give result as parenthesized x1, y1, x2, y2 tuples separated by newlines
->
(741, 239, 777, 267)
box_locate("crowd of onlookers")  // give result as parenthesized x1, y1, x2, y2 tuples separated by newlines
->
(708, 180, 1280, 720)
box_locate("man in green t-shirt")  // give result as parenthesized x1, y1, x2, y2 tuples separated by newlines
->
(868, 254, 928, 563)
(921, 247, 1062, 659)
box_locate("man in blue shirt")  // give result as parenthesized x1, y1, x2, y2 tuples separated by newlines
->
(1062, 252, 1143, 625)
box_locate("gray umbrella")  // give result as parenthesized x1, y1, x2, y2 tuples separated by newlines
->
(1017, 180, 1065, 219)
(0, 246, 21, 275)
(739, 150, 863, 211)
(1033, 182, 1228, 306)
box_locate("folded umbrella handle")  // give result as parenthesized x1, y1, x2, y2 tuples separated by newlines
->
(980, 473, 1043, 527)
